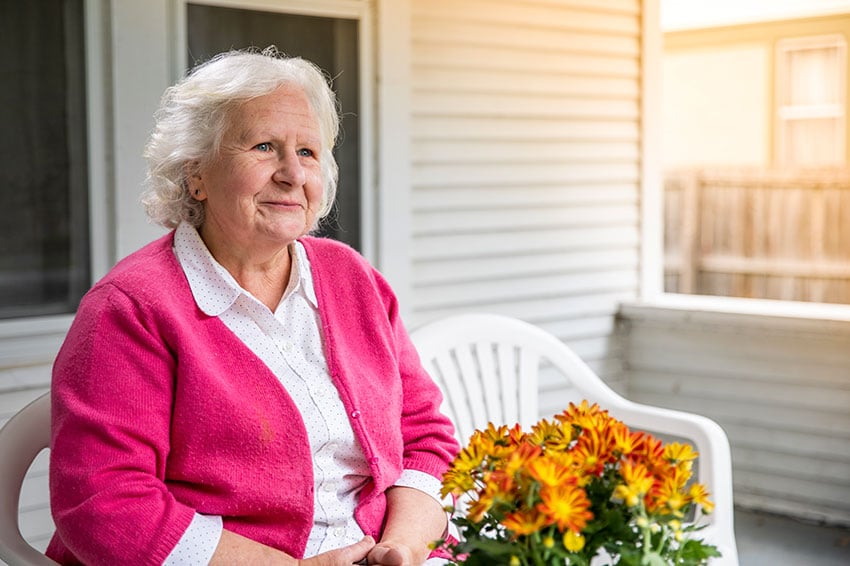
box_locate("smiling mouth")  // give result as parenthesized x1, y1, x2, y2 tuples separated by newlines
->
(261, 201, 303, 209)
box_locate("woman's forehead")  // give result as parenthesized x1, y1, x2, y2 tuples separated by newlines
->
(226, 87, 321, 139)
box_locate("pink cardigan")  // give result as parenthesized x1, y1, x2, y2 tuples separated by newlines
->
(46, 233, 459, 565)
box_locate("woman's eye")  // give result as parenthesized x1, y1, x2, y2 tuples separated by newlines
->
(297, 148, 314, 158)
(254, 142, 272, 152)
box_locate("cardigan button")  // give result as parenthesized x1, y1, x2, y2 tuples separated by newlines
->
(350, 409, 361, 419)
(369, 457, 380, 465)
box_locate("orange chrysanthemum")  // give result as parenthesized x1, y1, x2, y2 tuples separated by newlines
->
(570, 426, 613, 476)
(614, 460, 655, 507)
(501, 509, 549, 536)
(689, 483, 715, 514)
(537, 483, 593, 532)
(437, 401, 717, 564)
(528, 455, 575, 487)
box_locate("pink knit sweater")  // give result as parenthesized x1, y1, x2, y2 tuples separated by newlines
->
(46, 232, 459, 565)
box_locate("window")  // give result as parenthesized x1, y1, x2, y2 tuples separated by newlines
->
(662, 24, 850, 306)
(187, 3, 362, 251)
(0, 1, 90, 319)
(776, 35, 846, 167)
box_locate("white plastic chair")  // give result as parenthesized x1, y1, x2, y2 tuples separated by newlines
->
(411, 313, 739, 565)
(0, 392, 58, 565)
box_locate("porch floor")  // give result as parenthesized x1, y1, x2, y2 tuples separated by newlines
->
(735, 508, 850, 565)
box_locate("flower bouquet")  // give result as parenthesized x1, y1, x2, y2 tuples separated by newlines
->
(435, 401, 720, 565)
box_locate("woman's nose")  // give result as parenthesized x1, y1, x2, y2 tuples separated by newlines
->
(272, 150, 307, 187)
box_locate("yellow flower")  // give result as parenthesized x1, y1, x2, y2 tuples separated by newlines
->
(441, 441, 486, 495)
(688, 483, 715, 514)
(465, 492, 494, 523)
(528, 418, 567, 447)
(509, 556, 521, 566)
(478, 422, 509, 443)
(528, 455, 572, 487)
(563, 529, 586, 552)
(537, 483, 593, 532)
(502, 509, 549, 536)
(638, 435, 665, 467)
(557, 400, 610, 431)
(440, 469, 474, 498)
(619, 460, 653, 489)
(503, 442, 542, 477)
(664, 442, 698, 475)
(609, 422, 643, 456)
(571, 426, 612, 476)
(664, 442, 699, 463)
(653, 474, 688, 516)
(614, 461, 653, 507)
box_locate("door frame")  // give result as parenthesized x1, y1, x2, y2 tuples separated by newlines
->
(172, 0, 379, 265)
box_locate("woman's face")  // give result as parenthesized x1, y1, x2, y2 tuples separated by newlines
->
(191, 84, 324, 257)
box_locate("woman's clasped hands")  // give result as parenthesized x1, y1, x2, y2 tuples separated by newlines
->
(299, 536, 419, 566)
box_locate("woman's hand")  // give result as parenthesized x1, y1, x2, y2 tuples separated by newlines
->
(364, 541, 414, 565)
(368, 486, 448, 565)
(300, 536, 376, 566)
(211, 530, 375, 565)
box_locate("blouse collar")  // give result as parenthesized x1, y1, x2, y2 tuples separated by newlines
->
(173, 221, 318, 317)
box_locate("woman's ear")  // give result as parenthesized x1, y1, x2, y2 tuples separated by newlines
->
(185, 161, 206, 201)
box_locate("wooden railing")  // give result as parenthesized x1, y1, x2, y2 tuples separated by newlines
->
(664, 169, 850, 304)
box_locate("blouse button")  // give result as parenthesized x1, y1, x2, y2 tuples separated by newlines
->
(350, 409, 361, 419)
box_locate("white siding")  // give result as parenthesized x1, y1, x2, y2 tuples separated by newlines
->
(619, 303, 850, 526)
(409, 0, 643, 409)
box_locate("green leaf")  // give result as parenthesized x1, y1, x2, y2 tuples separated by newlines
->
(677, 539, 722, 564)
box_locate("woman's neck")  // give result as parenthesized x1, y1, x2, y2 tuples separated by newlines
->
(200, 227, 294, 311)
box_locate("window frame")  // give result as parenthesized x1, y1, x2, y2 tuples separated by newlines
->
(775, 33, 847, 167)
(0, 0, 113, 386)
(643, 0, 850, 322)
(173, 0, 378, 264)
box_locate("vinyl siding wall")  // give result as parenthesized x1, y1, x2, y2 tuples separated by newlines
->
(619, 302, 850, 526)
(408, 0, 644, 414)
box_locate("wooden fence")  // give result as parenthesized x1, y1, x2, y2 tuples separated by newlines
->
(664, 169, 850, 304)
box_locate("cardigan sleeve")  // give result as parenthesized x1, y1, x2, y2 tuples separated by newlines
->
(49, 282, 195, 565)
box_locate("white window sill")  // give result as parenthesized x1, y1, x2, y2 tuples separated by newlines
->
(620, 293, 850, 332)
(0, 315, 74, 392)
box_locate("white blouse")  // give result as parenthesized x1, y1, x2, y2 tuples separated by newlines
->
(163, 223, 446, 565)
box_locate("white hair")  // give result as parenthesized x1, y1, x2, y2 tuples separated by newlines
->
(141, 47, 340, 229)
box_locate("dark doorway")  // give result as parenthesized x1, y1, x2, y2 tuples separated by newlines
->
(187, 3, 361, 251)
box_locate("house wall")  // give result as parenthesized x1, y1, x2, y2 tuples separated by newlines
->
(663, 13, 850, 168)
(408, 0, 644, 415)
(663, 44, 770, 167)
(619, 301, 850, 526)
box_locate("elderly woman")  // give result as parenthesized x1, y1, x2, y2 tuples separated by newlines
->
(47, 49, 459, 566)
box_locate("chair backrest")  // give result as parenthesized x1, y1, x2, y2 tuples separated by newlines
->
(0, 392, 58, 565)
(411, 313, 739, 565)
(411, 313, 628, 444)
